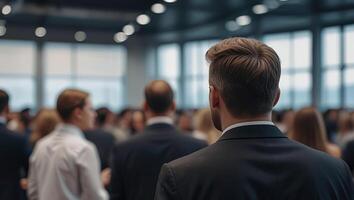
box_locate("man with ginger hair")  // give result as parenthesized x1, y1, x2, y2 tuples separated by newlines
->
(28, 89, 108, 200)
(155, 37, 354, 200)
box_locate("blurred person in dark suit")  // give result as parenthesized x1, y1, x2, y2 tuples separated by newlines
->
(0, 89, 30, 200)
(112, 108, 132, 141)
(324, 108, 340, 143)
(109, 80, 207, 200)
(343, 139, 354, 175)
(155, 37, 354, 200)
(84, 107, 116, 170)
(96, 107, 116, 131)
(336, 111, 354, 148)
(176, 110, 194, 134)
(130, 109, 145, 135)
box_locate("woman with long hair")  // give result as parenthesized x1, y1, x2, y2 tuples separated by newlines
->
(30, 108, 61, 148)
(290, 107, 341, 158)
(193, 108, 221, 144)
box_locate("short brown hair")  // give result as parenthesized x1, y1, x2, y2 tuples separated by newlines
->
(206, 37, 281, 116)
(0, 89, 9, 113)
(56, 89, 89, 121)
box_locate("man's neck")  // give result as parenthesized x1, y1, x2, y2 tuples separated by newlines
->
(221, 113, 272, 131)
(63, 121, 83, 131)
(146, 111, 172, 120)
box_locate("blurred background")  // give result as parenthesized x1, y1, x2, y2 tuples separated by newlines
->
(0, 0, 353, 119)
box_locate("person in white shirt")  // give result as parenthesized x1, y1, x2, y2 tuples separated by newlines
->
(28, 89, 108, 200)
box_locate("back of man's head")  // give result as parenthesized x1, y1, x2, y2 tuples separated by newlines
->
(144, 80, 174, 114)
(0, 89, 9, 114)
(56, 89, 89, 122)
(96, 107, 111, 127)
(206, 37, 281, 117)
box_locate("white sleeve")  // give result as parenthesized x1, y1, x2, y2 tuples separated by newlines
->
(27, 154, 38, 200)
(77, 144, 109, 200)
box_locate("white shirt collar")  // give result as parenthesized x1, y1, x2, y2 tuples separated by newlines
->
(147, 116, 174, 126)
(55, 123, 84, 138)
(222, 121, 275, 135)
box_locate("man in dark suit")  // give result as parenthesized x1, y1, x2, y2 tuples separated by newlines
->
(343, 139, 354, 175)
(84, 129, 115, 170)
(109, 80, 207, 200)
(0, 89, 30, 200)
(84, 107, 116, 170)
(155, 37, 354, 200)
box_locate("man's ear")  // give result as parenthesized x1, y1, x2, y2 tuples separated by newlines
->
(73, 107, 83, 120)
(273, 88, 281, 107)
(209, 85, 220, 109)
(170, 101, 176, 112)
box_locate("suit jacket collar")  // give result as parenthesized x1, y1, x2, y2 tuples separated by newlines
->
(218, 125, 287, 141)
(144, 123, 176, 132)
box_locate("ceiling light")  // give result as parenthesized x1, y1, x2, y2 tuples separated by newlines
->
(123, 24, 135, 36)
(252, 4, 269, 15)
(2, 5, 11, 15)
(0, 26, 6, 36)
(136, 14, 151, 25)
(151, 3, 166, 14)
(35, 27, 47, 38)
(75, 31, 86, 42)
(264, 0, 280, 9)
(163, 0, 177, 3)
(236, 15, 251, 26)
(114, 32, 127, 43)
(225, 21, 240, 32)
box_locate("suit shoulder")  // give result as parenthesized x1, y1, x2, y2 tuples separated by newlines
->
(167, 144, 213, 169)
(0, 128, 27, 144)
(175, 133, 208, 147)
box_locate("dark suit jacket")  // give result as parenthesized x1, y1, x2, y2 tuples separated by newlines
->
(342, 140, 354, 174)
(0, 123, 30, 200)
(109, 123, 207, 200)
(155, 125, 354, 200)
(84, 129, 116, 170)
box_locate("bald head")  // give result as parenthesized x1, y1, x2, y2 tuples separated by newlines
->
(144, 80, 174, 114)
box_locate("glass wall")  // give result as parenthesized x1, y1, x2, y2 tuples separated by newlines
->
(44, 43, 127, 111)
(344, 25, 354, 108)
(263, 31, 312, 110)
(321, 27, 341, 108)
(0, 40, 36, 111)
(183, 40, 218, 108)
(321, 25, 354, 109)
(157, 43, 181, 106)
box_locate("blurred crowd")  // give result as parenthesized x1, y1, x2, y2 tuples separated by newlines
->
(6, 106, 222, 148)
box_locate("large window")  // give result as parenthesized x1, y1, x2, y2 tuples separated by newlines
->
(44, 43, 127, 111)
(264, 31, 312, 110)
(157, 44, 181, 106)
(322, 27, 341, 108)
(0, 40, 36, 111)
(321, 25, 354, 109)
(344, 25, 354, 108)
(183, 40, 218, 108)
